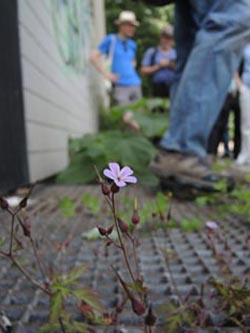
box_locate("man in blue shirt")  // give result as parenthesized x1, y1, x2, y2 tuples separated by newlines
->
(90, 11, 142, 107)
(141, 26, 176, 98)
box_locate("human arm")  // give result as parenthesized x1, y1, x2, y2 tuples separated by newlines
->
(90, 49, 118, 83)
(141, 59, 174, 75)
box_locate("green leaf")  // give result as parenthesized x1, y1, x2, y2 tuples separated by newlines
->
(72, 288, 104, 314)
(130, 279, 148, 295)
(133, 111, 168, 138)
(58, 196, 77, 218)
(82, 193, 99, 214)
(57, 130, 157, 186)
(62, 265, 88, 286)
(49, 290, 64, 322)
(156, 192, 168, 213)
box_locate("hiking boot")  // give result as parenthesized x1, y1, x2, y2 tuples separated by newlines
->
(150, 149, 235, 190)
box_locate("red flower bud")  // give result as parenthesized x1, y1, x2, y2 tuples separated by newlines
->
(101, 183, 110, 196)
(132, 210, 140, 225)
(19, 197, 28, 209)
(117, 217, 129, 233)
(0, 198, 8, 210)
(111, 183, 120, 193)
(131, 298, 146, 316)
(107, 224, 114, 235)
(116, 304, 124, 313)
(22, 217, 31, 237)
(97, 226, 107, 236)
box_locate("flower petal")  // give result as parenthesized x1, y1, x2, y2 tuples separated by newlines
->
(108, 162, 120, 178)
(114, 179, 126, 187)
(124, 176, 137, 184)
(119, 166, 134, 178)
(206, 221, 218, 230)
(103, 169, 116, 181)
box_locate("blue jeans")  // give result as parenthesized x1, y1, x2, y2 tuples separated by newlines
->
(160, 0, 250, 157)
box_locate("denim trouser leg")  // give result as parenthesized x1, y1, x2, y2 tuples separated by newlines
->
(161, 0, 250, 158)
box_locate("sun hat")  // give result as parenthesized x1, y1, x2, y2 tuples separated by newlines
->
(115, 11, 140, 26)
(160, 25, 174, 37)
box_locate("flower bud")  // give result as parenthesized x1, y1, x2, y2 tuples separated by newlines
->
(107, 224, 114, 235)
(144, 304, 157, 326)
(131, 298, 146, 316)
(0, 198, 8, 210)
(116, 304, 124, 313)
(101, 183, 110, 196)
(117, 217, 129, 233)
(111, 183, 120, 193)
(132, 210, 140, 225)
(22, 217, 31, 237)
(19, 197, 28, 209)
(97, 226, 107, 236)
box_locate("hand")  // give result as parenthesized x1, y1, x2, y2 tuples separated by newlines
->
(158, 59, 169, 68)
(105, 72, 119, 83)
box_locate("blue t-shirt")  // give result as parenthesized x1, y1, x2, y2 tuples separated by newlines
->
(98, 34, 141, 86)
(142, 47, 176, 84)
(242, 43, 250, 88)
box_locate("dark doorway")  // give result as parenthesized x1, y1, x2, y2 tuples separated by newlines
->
(0, 0, 28, 193)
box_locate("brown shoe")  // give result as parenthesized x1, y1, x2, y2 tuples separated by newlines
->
(150, 150, 211, 179)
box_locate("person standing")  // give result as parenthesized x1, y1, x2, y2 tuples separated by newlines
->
(90, 11, 142, 106)
(235, 43, 250, 166)
(145, 0, 250, 186)
(141, 25, 176, 98)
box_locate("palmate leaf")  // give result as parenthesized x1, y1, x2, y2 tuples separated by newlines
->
(72, 288, 105, 314)
(133, 111, 168, 138)
(57, 130, 157, 186)
(61, 265, 88, 286)
(49, 290, 65, 322)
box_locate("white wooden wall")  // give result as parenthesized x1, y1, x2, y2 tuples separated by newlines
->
(18, 0, 105, 181)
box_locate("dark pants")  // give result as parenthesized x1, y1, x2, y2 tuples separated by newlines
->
(152, 83, 170, 98)
(207, 93, 241, 159)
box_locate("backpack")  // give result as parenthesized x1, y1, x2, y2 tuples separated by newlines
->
(150, 47, 158, 66)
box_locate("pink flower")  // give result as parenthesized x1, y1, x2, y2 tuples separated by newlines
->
(103, 162, 137, 187)
(206, 221, 218, 231)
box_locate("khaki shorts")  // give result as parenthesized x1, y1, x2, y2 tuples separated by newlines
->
(113, 85, 142, 106)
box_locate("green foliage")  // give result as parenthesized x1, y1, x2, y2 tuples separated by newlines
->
(40, 265, 104, 333)
(224, 185, 250, 220)
(211, 278, 250, 324)
(59, 196, 77, 218)
(178, 217, 203, 232)
(82, 193, 99, 214)
(57, 130, 158, 186)
(100, 98, 169, 138)
(162, 303, 195, 332)
(194, 181, 250, 221)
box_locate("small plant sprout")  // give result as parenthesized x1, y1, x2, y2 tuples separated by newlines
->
(0, 186, 104, 333)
